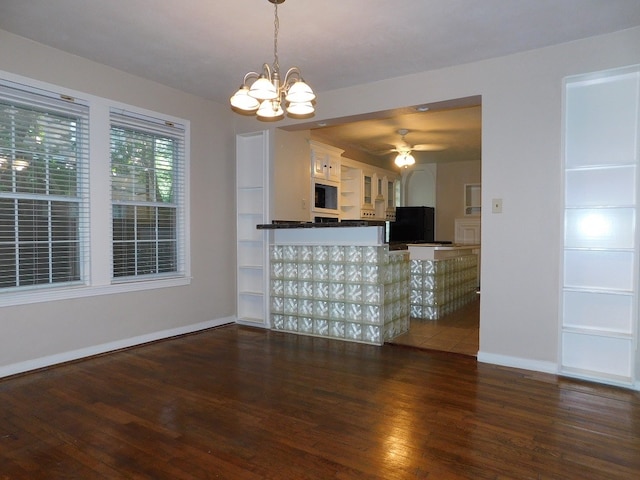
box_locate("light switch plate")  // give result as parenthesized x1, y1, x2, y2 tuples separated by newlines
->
(492, 198, 503, 213)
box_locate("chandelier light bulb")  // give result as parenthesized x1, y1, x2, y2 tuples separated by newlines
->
(230, 86, 260, 111)
(257, 99, 284, 120)
(286, 101, 315, 116)
(285, 80, 316, 103)
(248, 76, 278, 101)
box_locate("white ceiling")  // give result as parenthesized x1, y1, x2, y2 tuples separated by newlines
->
(1, 0, 639, 164)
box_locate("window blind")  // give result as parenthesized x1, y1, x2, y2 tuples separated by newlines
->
(109, 109, 185, 280)
(0, 79, 90, 291)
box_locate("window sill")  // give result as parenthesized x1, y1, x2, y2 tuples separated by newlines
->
(0, 276, 192, 308)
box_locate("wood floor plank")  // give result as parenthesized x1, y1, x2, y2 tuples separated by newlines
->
(1, 324, 639, 479)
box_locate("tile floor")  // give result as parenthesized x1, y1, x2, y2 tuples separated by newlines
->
(389, 293, 480, 356)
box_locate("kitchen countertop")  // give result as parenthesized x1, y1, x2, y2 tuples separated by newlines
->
(256, 220, 386, 229)
(409, 243, 480, 250)
(408, 243, 480, 260)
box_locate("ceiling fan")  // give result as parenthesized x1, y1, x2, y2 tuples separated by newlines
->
(391, 129, 447, 155)
(366, 128, 448, 158)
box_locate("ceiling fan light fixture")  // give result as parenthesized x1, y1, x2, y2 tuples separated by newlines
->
(230, 0, 315, 121)
(393, 129, 417, 168)
(394, 152, 415, 168)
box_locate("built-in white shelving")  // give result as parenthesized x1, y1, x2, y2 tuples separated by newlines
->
(236, 131, 270, 327)
(561, 65, 640, 387)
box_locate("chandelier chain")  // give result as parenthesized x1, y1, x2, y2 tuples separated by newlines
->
(273, 2, 280, 73)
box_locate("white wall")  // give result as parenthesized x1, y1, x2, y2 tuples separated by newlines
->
(436, 160, 482, 242)
(236, 27, 640, 375)
(0, 30, 236, 376)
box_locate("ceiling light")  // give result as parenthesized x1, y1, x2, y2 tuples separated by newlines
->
(394, 151, 415, 168)
(393, 129, 416, 168)
(229, 0, 316, 121)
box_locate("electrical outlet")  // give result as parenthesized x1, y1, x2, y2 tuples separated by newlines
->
(301, 198, 307, 210)
(492, 198, 503, 214)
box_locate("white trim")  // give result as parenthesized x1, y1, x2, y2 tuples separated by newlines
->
(236, 319, 270, 328)
(0, 276, 191, 308)
(477, 351, 558, 375)
(0, 315, 234, 379)
(560, 366, 636, 390)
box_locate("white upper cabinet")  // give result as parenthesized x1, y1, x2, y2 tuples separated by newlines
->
(310, 140, 342, 183)
(340, 158, 399, 221)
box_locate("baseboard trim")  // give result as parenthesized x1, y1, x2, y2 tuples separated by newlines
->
(0, 316, 235, 379)
(477, 351, 558, 375)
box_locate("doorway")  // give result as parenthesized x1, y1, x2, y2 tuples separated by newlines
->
(280, 97, 482, 355)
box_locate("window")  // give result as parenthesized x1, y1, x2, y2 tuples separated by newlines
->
(0, 80, 89, 291)
(0, 74, 189, 306)
(110, 110, 185, 280)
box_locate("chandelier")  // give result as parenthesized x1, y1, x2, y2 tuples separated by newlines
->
(230, 0, 316, 121)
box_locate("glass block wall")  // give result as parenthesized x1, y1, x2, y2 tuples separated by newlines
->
(410, 254, 478, 320)
(269, 245, 410, 345)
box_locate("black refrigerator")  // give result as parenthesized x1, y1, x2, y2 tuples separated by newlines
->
(389, 206, 435, 243)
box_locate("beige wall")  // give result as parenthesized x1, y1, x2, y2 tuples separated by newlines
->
(0, 30, 236, 375)
(436, 159, 482, 241)
(272, 129, 311, 221)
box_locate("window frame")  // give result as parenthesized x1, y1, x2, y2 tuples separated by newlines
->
(0, 71, 191, 308)
(110, 109, 186, 282)
(0, 80, 90, 292)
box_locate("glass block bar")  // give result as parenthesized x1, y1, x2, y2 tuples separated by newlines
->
(269, 245, 410, 345)
(409, 254, 478, 320)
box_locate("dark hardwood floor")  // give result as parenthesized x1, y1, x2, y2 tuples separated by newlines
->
(1, 325, 639, 479)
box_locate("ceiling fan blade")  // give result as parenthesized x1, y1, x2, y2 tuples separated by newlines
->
(412, 143, 448, 151)
(363, 146, 395, 156)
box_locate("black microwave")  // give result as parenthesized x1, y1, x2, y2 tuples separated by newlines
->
(314, 182, 338, 210)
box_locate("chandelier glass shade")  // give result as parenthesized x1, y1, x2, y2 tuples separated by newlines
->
(394, 151, 416, 168)
(230, 0, 316, 121)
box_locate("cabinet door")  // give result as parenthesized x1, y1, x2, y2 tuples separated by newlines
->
(327, 155, 341, 182)
(310, 141, 344, 181)
(312, 150, 328, 178)
(386, 179, 395, 209)
(363, 174, 372, 205)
